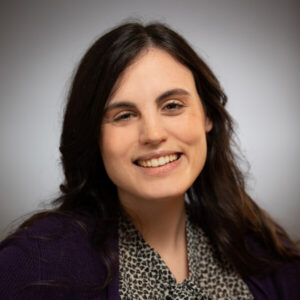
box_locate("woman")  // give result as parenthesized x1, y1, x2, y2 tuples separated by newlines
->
(0, 21, 299, 299)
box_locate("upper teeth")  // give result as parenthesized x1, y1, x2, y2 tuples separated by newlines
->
(138, 154, 179, 168)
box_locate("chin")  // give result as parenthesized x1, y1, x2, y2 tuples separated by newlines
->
(138, 188, 187, 202)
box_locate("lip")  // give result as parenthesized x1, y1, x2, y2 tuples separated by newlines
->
(133, 150, 182, 163)
(134, 153, 183, 176)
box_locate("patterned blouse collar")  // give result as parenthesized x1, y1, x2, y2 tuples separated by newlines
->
(118, 211, 253, 300)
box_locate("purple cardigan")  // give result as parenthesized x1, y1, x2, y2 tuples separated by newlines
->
(0, 215, 299, 299)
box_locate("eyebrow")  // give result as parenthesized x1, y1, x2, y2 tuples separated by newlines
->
(104, 88, 190, 112)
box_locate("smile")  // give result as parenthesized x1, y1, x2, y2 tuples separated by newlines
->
(136, 153, 181, 168)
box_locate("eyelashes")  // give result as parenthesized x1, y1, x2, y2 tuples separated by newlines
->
(162, 100, 185, 111)
(111, 100, 186, 123)
(113, 111, 136, 122)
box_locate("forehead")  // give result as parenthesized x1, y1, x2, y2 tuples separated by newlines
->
(107, 48, 197, 104)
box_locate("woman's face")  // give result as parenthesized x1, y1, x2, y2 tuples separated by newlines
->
(100, 48, 212, 206)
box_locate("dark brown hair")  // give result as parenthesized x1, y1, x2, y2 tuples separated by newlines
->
(12, 21, 300, 290)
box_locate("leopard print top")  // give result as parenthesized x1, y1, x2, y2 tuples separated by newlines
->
(118, 213, 254, 300)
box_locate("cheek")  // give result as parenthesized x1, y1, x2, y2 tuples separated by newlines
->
(100, 125, 136, 167)
(170, 112, 208, 179)
(100, 126, 140, 192)
(171, 113, 207, 145)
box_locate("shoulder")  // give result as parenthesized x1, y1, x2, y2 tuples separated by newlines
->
(245, 261, 300, 299)
(244, 235, 300, 299)
(0, 213, 112, 299)
(0, 213, 95, 261)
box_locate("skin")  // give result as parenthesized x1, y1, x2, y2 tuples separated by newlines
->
(100, 48, 212, 282)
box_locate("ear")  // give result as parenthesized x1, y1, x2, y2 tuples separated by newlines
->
(205, 117, 213, 132)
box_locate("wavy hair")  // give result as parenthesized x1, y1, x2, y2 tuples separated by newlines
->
(15, 21, 299, 289)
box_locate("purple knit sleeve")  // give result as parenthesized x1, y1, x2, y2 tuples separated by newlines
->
(0, 215, 113, 299)
(244, 235, 300, 299)
(0, 231, 45, 298)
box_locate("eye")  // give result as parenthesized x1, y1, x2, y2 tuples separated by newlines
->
(113, 111, 136, 122)
(163, 100, 185, 111)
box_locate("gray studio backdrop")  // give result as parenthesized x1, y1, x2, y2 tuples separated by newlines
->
(0, 0, 299, 239)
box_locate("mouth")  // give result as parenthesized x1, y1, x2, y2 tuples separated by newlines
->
(134, 153, 182, 168)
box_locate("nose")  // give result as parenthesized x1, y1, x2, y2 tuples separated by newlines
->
(139, 115, 168, 146)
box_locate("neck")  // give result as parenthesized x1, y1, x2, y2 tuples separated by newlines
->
(119, 191, 189, 283)
(119, 192, 187, 251)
